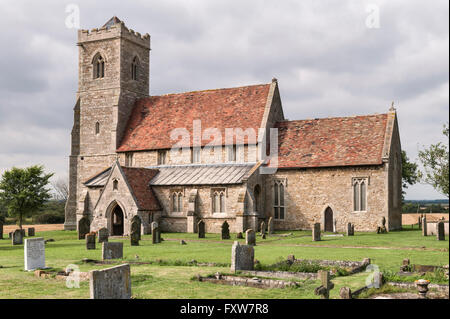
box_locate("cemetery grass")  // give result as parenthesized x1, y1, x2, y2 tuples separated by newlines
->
(0, 229, 448, 299)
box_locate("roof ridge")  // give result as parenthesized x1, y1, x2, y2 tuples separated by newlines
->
(277, 113, 387, 124)
(148, 83, 271, 98)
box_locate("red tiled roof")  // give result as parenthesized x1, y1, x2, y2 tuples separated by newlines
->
(117, 84, 271, 152)
(121, 167, 161, 211)
(275, 114, 388, 168)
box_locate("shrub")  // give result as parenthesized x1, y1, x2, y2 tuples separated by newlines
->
(32, 213, 65, 224)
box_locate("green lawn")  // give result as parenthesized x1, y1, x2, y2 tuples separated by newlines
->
(0, 229, 448, 299)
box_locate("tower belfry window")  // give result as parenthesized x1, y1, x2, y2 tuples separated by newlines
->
(131, 57, 139, 81)
(93, 55, 105, 79)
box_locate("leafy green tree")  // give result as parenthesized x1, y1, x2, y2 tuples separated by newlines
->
(0, 166, 54, 229)
(418, 123, 449, 198)
(401, 150, 419, 202)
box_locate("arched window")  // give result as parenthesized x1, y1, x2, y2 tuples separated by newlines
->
(273, 181, 286, 220)
(171, 191, 183, 212)
(212, 189, 226, 213)
(353, 178, 368, 211)
(172, 193, 178, 212)
(131, 56, 139, 80)
(93, 54, 105, 79)
(113, 179, 118, 191)
(178, 193, 183, 212)
(95, 122, 100, 135)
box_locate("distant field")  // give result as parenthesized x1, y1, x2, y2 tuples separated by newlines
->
(3, 224, 64, 233)
(402, 213, 449, 225)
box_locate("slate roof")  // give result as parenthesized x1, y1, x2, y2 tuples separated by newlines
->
(148, 163, 257, 186)
(274, 113, 389, 168)
(84, 167, 111, 187)
(117, 83, 271, 152)
(121, 167, 161, 211)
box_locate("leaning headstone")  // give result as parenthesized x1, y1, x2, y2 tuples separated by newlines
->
(78, 216, 90, 240)
(260, 221, 266, 237)
(422, 216, 427, 236)
(130, 216, 141, 240)
(102, 242, 123, 260)
(346, 223, 354, 236)
(12, 229, 23, 245)
(0, 221, 3, 239)
(24, 237, 45, 271)
(312, 223, 321, 241)
(268, 217, 274, 234)
(245, 229, 256, 246)
(98, 227, 109, 243)
(151, 222, 160, 244)
(89, 264, 131, 299)
(221, 221, 230, 240)
(27, 227, 35, 237)
(130, 230, 139, 246)
(437, 221, 445, 241)
(86, 232, 96, 250)
(230, 241, 254, 273)
(198, 220, 205, 238)
(314, 270, 334, 299)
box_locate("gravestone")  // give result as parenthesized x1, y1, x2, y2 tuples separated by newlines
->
(102, 242, 123, 260)
(12, 229, 23, 245)
(86, 232, 96, 250)
(346, 223, 354, 236)
(0, 221, 3, 239)
(78, 216, 90, 240)
(130, 230, 139, 246)
(312, 223, 321, 241)
(98, 227, 109, 243)
(221, 221, 230, 240)
(151, 222, 160, 244)
(333, 219, 337, 233)
(20, 229, 26, 238)
(198, 220, 205, 238)
(314, 270, 334, 299)
(339, 287, 352, 299)
(27, 227, 35, 237)
(260, 221, 266, 237)
(268, 217, 274, 234)
(245, 229, 256, 246)
(24, 237, 45, 271)
(418, 216, 422, 230)
(236, 232, 243, 239)
(437, 221, 445, 241)
(9, 232, 12, 239)
(230, 241, 254, 273)
(130, 216, 141, 240)
(89, 264, 131, 299)
(422, 216, 427, 236)
(378, 217, 387, 233)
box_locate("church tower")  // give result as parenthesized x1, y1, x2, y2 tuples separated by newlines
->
(64, 17, 151, 230)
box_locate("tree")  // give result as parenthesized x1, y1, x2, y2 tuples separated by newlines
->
(418, 123, 449, 198)
(401, 150, 419, 202)
(0, 165, 54, 229)
(52, 178, 68, 202)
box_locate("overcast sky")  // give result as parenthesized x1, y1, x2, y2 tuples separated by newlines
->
(0, 0, 448, 200)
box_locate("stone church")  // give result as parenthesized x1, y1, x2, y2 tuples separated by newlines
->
(64, 17, 403, 236)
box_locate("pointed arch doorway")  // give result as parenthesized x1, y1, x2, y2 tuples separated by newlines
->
(111, 204, 124, 236)
(324, 207, 334, 232)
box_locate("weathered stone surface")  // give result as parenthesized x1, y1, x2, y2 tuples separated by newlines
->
(89, 264, 131, 299)
(231, 241, 254, 273)
(27, 227, 35, 237)
(86, 232, 96, 250)
(221, 221, 230, 240)
(340, 287, 352, 299)
(24, 237, 45, 271)
(422, 216, 427, 236)
(98, 227, 109, 243)
(346, 223, 354, 236)
(437, 221, 445, 241)
(130, 231, 139, 246)
(268, 217, 274, 234)
(102, 242, 123, 260)
(198, 220, 205, 238)
(151, 222, 160, 244)
(12, 229, 23, 245)
(260, 221, 266, 237)
(245, 229, 256, 246)
(314, 270, 334, 299)
(78, 217, 90, 240)
(312, 223, 321, 241)
(130, 216, 141, 240)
